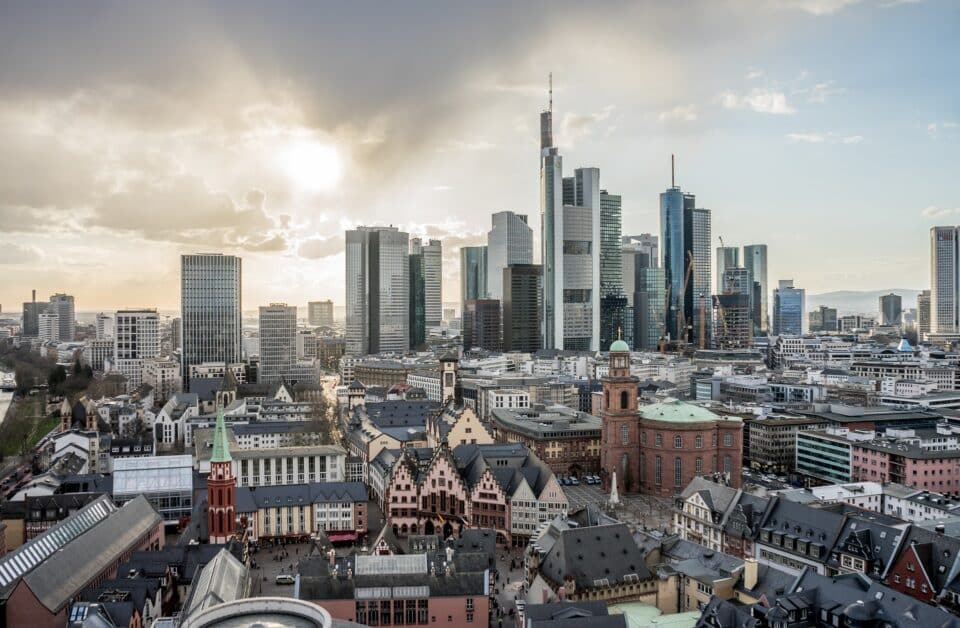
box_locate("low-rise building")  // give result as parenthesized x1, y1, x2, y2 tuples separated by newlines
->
(490, 405, 601, 476)
(747, 415, 829, 473)
(235, 482, 368, 543)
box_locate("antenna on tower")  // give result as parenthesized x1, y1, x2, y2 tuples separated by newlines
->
(671, 154, 675, 188)
(549, 72, 553, 113)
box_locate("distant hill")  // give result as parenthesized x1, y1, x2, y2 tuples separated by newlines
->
(807, 289, 921, 316)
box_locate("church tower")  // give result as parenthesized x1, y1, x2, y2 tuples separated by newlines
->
(207, 407, 236, 544)
(600, 337, 640, 493)
(440, 353, 459, 403)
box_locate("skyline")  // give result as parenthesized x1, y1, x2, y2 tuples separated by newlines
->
(0, 1, 957, 310)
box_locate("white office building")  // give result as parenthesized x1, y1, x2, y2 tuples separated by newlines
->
(95, 312, 113, 340)
(487, 211, 533, 302)
(259, 303, 297, 383)
(180, 253, 242, 386)
(38, 312, 60, 343)
(48, 293, 76, 342)
(931, 226, 960, 334)
(114, 309, 161, 391)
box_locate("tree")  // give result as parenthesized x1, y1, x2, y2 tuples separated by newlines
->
(72, 359, 82, 376)
(47, 365, 67, 395)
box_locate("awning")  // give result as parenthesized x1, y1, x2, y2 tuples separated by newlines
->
(327, 531, 359, 542)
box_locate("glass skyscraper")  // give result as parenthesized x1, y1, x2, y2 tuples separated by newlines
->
(660, 184, 696, 343)
(743, 244, 769, 334)
(634, 267, 666, 350)
(48, 293, 76, 342)
(684, 207, 712, 349)
(773, 279, 805, 335)
(599, 190, 627, 349)
(409, 252, 426, 349)
(540, 104, 563, 350)
(345, 226, 410, 355)
(460, 245, 487, 304)
(487, 211, 532, 302)
(180, 253, 242, 388)
(502, 264, 542, 353)
(411, 238, 441, 328)
(930, 226, 959, 334)
(258, 303, 297, 383)
(716, 247, 739, 294)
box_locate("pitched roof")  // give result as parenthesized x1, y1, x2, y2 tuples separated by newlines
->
(680, 477, 738, 514)
(539, 523, 651, 589)
(181, 548, 249, 619)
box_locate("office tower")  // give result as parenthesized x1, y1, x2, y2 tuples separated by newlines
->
(258, 303, 297, 383)
(170, 317, 182, 352)
(540, 78, 564, 351)
(809, 306, 838, 333)
(502, 264, 542, 353)
(931, 226, 959, 334)
(721, 267, 752, 297)
(634, 267, 666, 350)
(21, 289, 43, 337)
(462, 299, 501, 352)
(773, 280, 805, 335)
(713, 294, 752, 348)
(599, 190, 628, 350)
(181, 254, 242, 388)
(660, 157, 698, 344)
(410, 238, 442, 328)
(38, 311, 59, 343)
(345, 226, 410, 355)
(622, 234, 658, 266)
(487, 211, 533, 301)
(460, 245, 488, 303)
(684, 207, 712, 348)
(743, 244, 769, 334)
(716, 247, 740, 294)
(48, 293, 76, 341)
(409, 250, 426, 349)
(918, 289, 931, 340)
(308, 300, 334, 328)
(95, 312, 113, 340)
(114, 309, 160, 391)
(879, 293, 903, 327)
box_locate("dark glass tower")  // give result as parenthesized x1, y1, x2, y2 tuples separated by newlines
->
(502, 264, 542, 353)
(409, 252, 426, 350)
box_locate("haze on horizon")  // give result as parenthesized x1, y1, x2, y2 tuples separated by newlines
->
(0, 0, 956, 311)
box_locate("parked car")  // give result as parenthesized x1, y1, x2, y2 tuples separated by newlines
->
(569, 477, 580, 486)
(275, 574, 296, 585)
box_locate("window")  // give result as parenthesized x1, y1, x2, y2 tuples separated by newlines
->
(724, 455, 732, 474)
(674, 435, 683, 448)
(620, 424, 630, 445)
(620, 390, 629, 409)
(655, 456, 662, 485)
(655, 433, 663, 447)
(641, 432, 647, 446)
(674, 457, 683, 487)
(695, 435, 703, 449)
(696, 458, 703, 473)
(723, 433, 733, 447)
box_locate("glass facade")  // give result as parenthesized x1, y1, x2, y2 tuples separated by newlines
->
(345, 227, 410, 355)
(684, 207, 712, 348)
(634, 267, 666, 350)
(411, 238, 442, 327)
(743, 244, 769, 334)
(796, 432, 851, 484)
(660, 188, 695, 342)
(600, 190, 627, 349)
(487, 211, 532, 301)
(258, 303, 297, 383)
(180, 254, 242, 386)
(502, 264, 541, 353)
(409, 253, 426, 349)
(773, 280, 805, 335)
(715, 247, 739, 294)
(459, 246, 487, 303)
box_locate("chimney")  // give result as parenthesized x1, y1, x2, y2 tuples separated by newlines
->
(936, 524, 946, 535)
(744, 557, 758, 590)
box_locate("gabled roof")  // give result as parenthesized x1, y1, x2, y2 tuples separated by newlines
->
(540, 523, 652, 589)
(895, 526, 960, 594)
(680, 477, 738, 515)
(181, 548, 249, 619)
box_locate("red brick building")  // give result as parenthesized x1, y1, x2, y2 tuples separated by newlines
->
(600, 341, 743, 496)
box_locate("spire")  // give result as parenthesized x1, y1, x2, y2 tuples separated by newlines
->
(549, 71, 553, 113)
(210, 406, 232, 463)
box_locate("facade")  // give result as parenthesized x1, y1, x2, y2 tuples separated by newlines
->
(459, 245, 488, 304)
(38, 311, 59, 343)
(308, 300, 334, 328)
(918, 289, 931, 340)
(229, 445, 347, 487)
(713, 293, 752, 349)
(113, 454, 193, 525)
(599, 340, 641, 492)
(345, 226, 410, 355)
(490, 405, 601, 475)
(83, 338, 114, 372)
(462, 299, 501, 352)
(685, 207, 712, 349)
(747, 416, 829, 473)
(540, 96, 563, 351)
(180, 254, 242, 387)
(141, 357, 182, 404)
(21, 291, 44, 337)
(236, 482, 367, 542)
(773, 279, 805, 335)
(258, 303, 297, 383)
(95, 312, 113, 339)
(411, 237, 442, 327)
(931, 225, 959, 334)
(742, 244, 768, 334)
(48, 293, 76, 342)
(487, 211, 533, 302)
(113, 309, 160, 391)
(556, 168, 601, 352)
(408, 250, 426, 349)
(502, 264, 541, 353)
(599, 190, 628, 350)
(660, 179, 693, 343)
(716, 247, 739, 294)
(880, 292, 903, 327)
(809, 305, 838, 332)
(634, 266, 666, 350)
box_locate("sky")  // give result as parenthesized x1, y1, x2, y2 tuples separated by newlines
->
(0, 0, 957, 312)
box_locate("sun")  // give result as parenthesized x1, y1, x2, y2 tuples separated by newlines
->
(277, 138, 343, 193)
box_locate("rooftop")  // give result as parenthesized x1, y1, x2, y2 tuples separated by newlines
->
(640, 399, 741, 424)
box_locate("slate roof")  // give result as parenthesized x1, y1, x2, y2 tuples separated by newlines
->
(539, 523, 652, 589)
(756, 496, 847, 562)
(830, 515, 905, 578)
(236, 482, 368, 513)
(525, 601, 627, 628)
(364, 400, 439, 428)
(181, 548, 249, 619)
(681, 477, 739, 515)
(895, 526, 960, 595)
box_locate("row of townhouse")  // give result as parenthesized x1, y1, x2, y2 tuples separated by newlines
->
(674, 477, 960, 612)
(369, 442, 567, 547)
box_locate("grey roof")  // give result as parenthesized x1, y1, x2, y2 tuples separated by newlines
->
(364, 400, 439, 428)
(756, 496, 847, 562)
(22, 495, 162, 612)
(830, 515, 905, 577)
(734, 563, 794, 601)
(896, 526, 960, 594)
(235, 482, 368, 513)
(695, 597, 757, 628)
(681, 477, 738, 515)
(539, 523, 652, 589)
(490, 406, 601, 439)
(181, 548, 249, 619)
(525, 601, 626, 628)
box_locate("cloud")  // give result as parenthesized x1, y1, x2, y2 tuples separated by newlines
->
(298, 236, 342, 259)
(928, 121, 958, 137)
(720, 88, 795, 114)
(770, 0, 862, 15)
(805, 81, 846, 103)
(0, 242, 42, 265)
(921, 206, 960, 218)
(658, 104, 698, 123)
(746, 70, 764, 80)
(786, 132, 863, 144)
(561, 105, 615, 143)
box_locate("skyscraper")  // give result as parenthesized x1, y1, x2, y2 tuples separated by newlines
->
(95, 312, 113, 339)
(38, 311, 59, 343)
(622, 234, 658, 265)
(556, 167, 601, 352)
(114, 309, 160, 391)
(599, 190, 628, 351)
(21, 289, 43, 337)
(684, 207, 712, 349)
(48, 293, 76, 342)
(502, 264, 542, 353)
(879, 293, 903, 327)
(487, 211, 532, 301)
(462, 299, 501, 352)
(634, 266, 666, 350)
(540, 78, 564, 351)
(930, 226, 958, 334)
(308, 300, 334, 328)
(713, 293, 752, 349)
(258, 303, 297, 383)
(409, 250, 426, 349)
(809, 306, 838, 332)
(716, 247, 740, 294)
(773, 280, 805, 335)
(460, 245, 488, 303)
(660, 158, 697, 344)
(918, 289, 931, 340)
(345, 226, 410, 355)
(411, 238, 442, 328)
(743, 244, 769, 334)
(180, 254, 242, 388)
